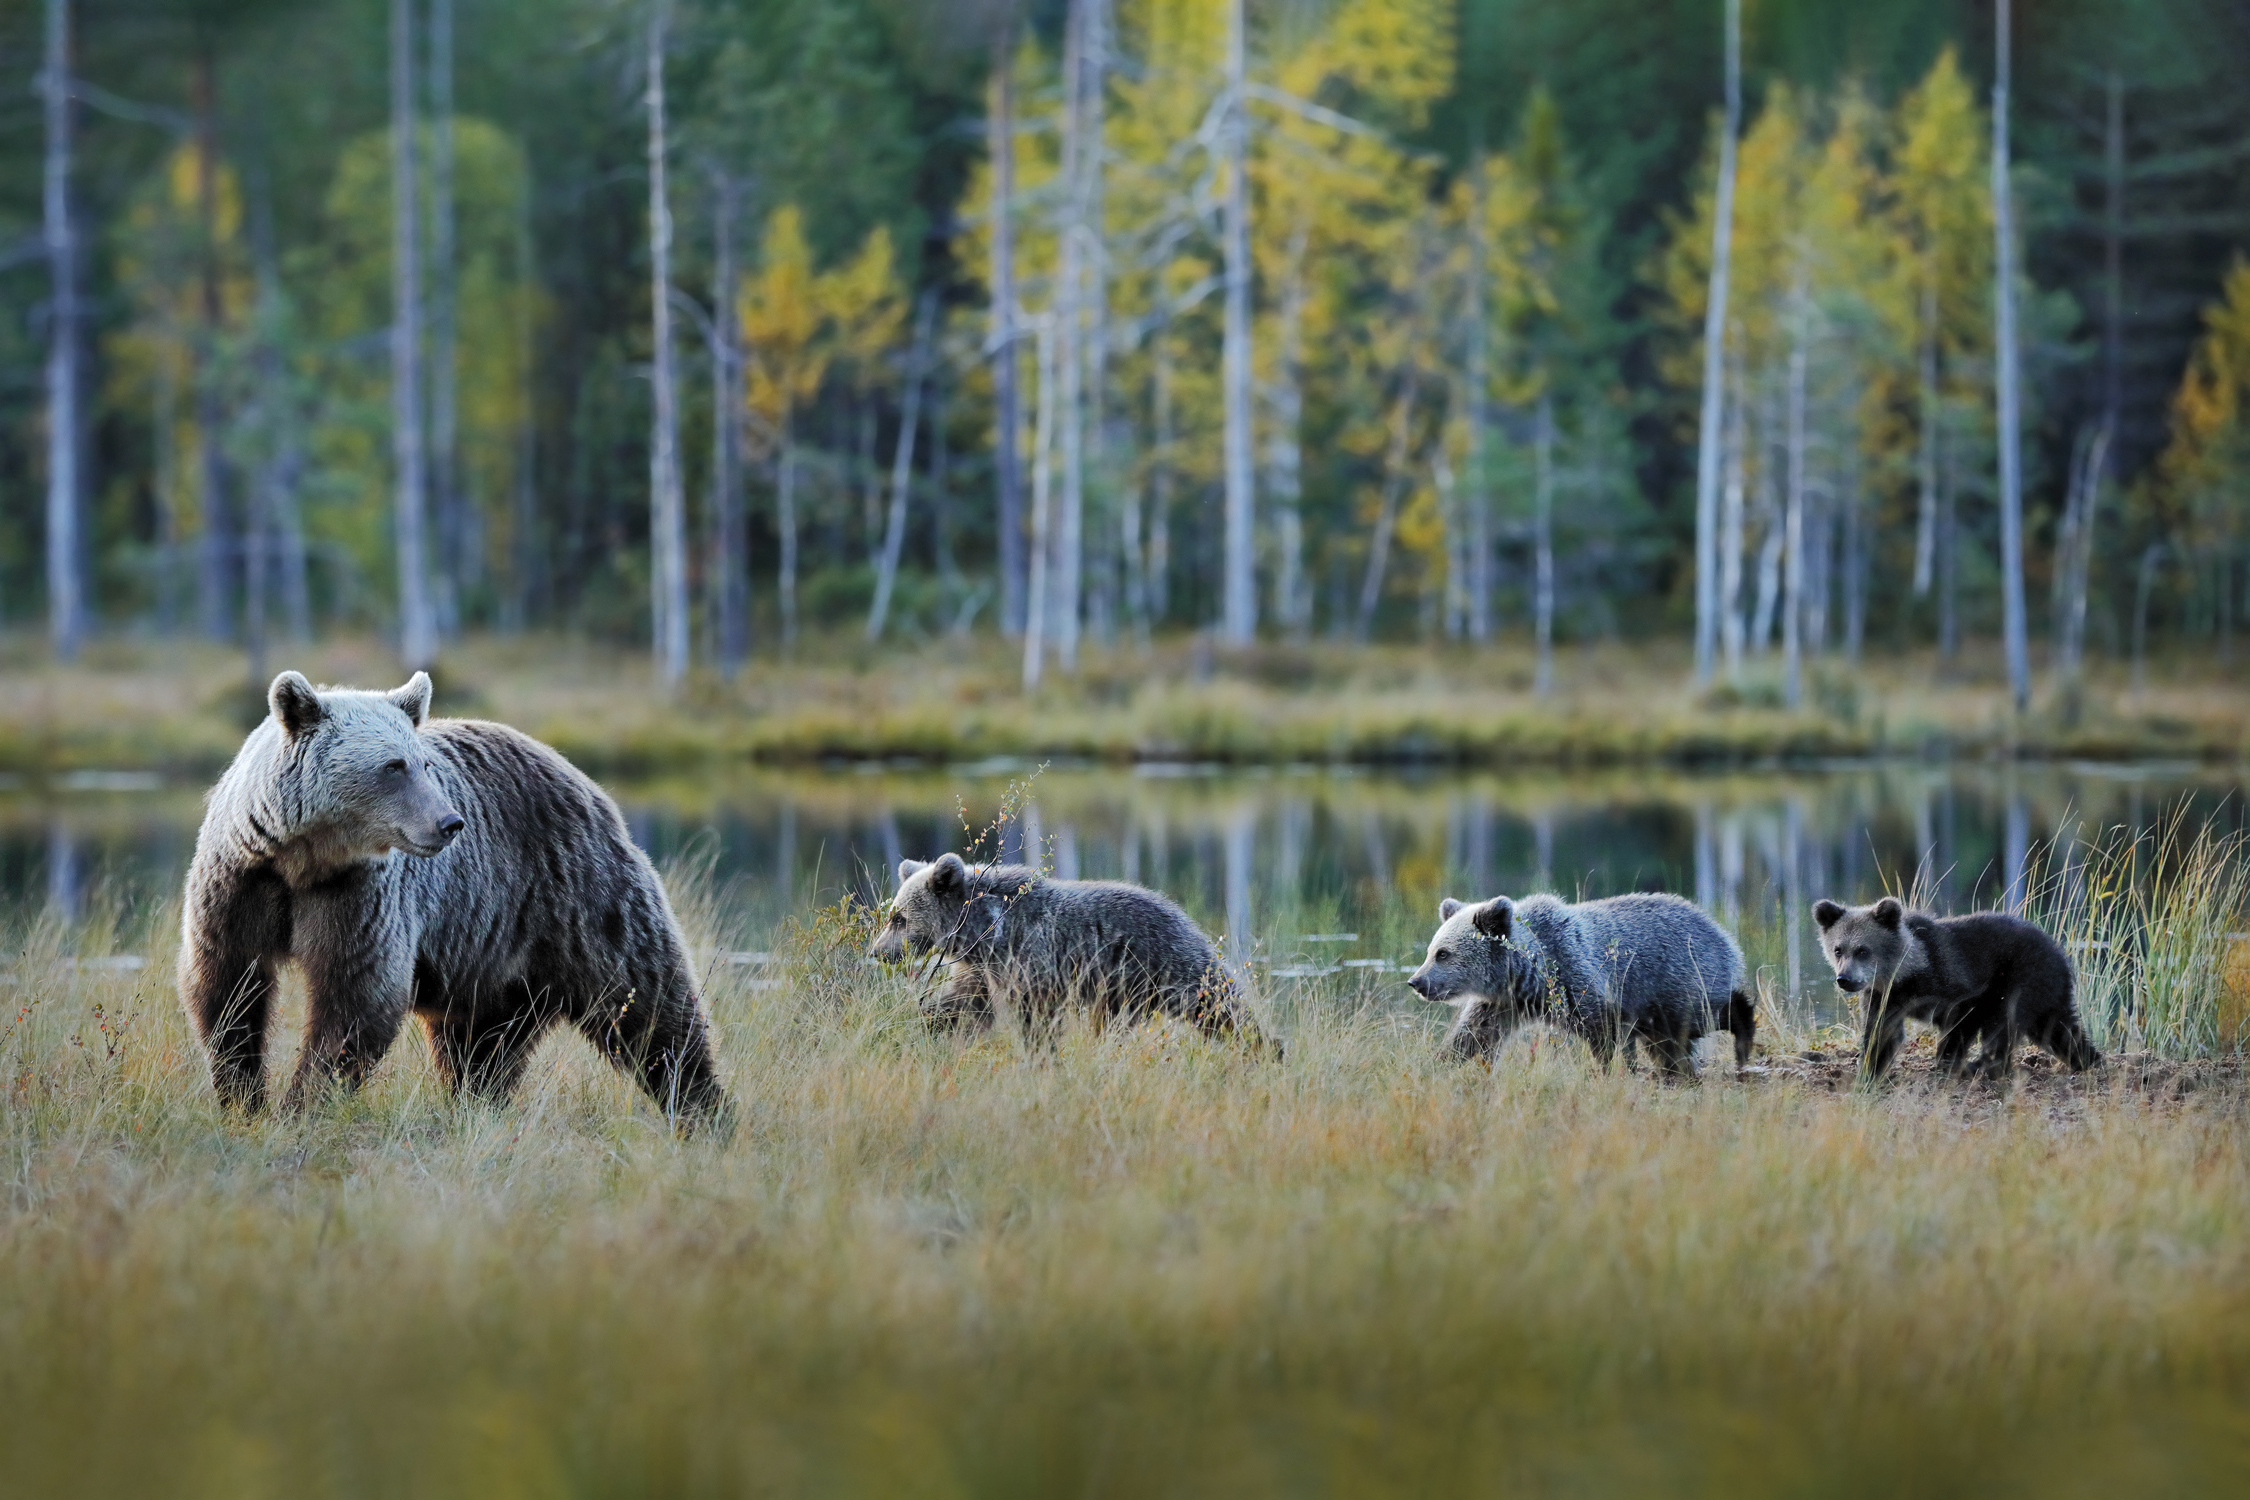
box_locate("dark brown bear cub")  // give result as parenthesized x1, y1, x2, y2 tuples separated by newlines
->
(1812, 897, 2102, 1081)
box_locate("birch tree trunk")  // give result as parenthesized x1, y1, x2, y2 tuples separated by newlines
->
(1264, 211, 1310, 638)
(1533, 388, 1555, 696)
(711, 169, 747, 674)
(1913, 282, 1938, 595)
(508, 176, 539, 632)
(195, 49, 235, 646)
(1719, 332, 1746, 674)
(1465, 154, 1492, 644)
(645, 0, 688, 686)
(42, 0, 82, 660)
(868, 290, 938, 640)
(1023, 316, 1057, 688)
(1693, 0, 1741, 682)
(989, 29, 1026, 637)
(1993, 0, 2030, 711)
(1218, 0, 1256, 645)
(1054, 0, 1087, 672)
(1782, 264, 1808, 709)
(1148, 329, 1172, 624)
(428, 0, 461, 634)
(1354, 373, 1420, 643)
(390, 0, 437, 668)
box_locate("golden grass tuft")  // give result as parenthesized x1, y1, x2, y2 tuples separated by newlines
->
(0, 876, 2243, 1496)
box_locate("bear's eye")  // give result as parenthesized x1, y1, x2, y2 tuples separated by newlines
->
(1854, 946, 1870, 960)
(889, 911, 904, 927)
(1435, 949, 1453, 963)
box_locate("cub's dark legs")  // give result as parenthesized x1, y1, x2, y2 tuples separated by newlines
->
(1726, 990, 1756, 1068)
(1858, 997, 1910, 1082)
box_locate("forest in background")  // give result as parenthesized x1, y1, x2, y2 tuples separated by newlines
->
(4, 0, 2250, 694)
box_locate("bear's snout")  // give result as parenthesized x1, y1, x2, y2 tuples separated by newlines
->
(1405, 969, 1430, 997)
(1834, 974, 1860, 992)
(438, 813, 465, 842)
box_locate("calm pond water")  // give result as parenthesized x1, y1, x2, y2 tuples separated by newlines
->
(4, 759, 2243, 1018)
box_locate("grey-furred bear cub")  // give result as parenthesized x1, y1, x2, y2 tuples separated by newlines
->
(178, 671, 732, 1130)
(869, 853, 1272, 1049)
(1407, 892, 1754, 1075)
(1813, 897, 2101, 1080)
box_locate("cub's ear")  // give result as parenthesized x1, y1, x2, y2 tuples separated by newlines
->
(1438, 897, 1465, 922)
(269, 671, 325, 739)
(1813, 899, 1847, 930)
(929, 852, 968, 895)
(389, 671, 433, 728)
(1871, 897, 1904, 930)
(1471, 896, 1514, 938)
(897, 858, 929, 887)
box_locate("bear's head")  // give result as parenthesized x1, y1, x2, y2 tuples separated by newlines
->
(1812, 897, 1914, 994)
(262, 671, 465, 863)
(1407, 895, 1543, 1059)
(870, 853, 1010, 964)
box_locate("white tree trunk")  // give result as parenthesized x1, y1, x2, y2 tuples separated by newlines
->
(1719, 331, 1746, 674)
(1148, 330, 1173, 624)
(989, 31, 1026, 636)
(868, 291, 939, 640)
(1355, 374, 1420, 642)
(1023, 316, 1057, 688)
(646, 0, 688, 686)
(391, 0, 437, 668)
(194, 53, 234, 646)
(1693, 0, 1741, 682)
(427, 0, 461, 633)
(1782, 264, 1808, 708)
(42, 0, 82, 661)
(1993, 0, 2030, 710)
(1533, 388, 1555, 695)
(1264, 211, 1310, 637)
(1465, 155, 1492, 644)
(1054, 0, 1088, 671)
(711, 169, 747, 673)
(1219, 0, 1256, 645)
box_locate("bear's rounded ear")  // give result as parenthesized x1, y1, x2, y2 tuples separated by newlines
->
(1872, 897, 1904, 929)
(269, 671, 324, 739)
(897, 858, 928, 887)
(929, 853, 968, 895)
(389, 671, 433, 728)
(1813, 899, 1846, 929)
(1439, 897, 1465, 922)
(1471, 896, 1514, 938)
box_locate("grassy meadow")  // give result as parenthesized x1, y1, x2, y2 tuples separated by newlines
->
(2, 850, 2246, 1498)
(7, 631, 2250, 777)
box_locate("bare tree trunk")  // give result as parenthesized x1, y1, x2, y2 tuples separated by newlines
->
(1720, 331, 1746, 674)
(868, 290, 938, 640)
(778, 422, 798, 648)
(1023, 315, 1056, 688)
(1913, 283, 1939, 596)
(711, 169, 747, 673)
(1993, 0, 2030, 711)
(248, 176, 307, 674)
(1465, 154, 1492, 644)
(1218, 0, 1255, 645)
(1148, 328, 1172, 624)
(1355, 373, 1420, 643)
(988, 30, 1026, 636)
(1264, 210, 1309, 638)
(645, 0, 688, 685)
(1938, 421, 1958, 662)
(1782, 264, 1808, 708)
(2131, 542, 2161, 690)
(195, 46, 235, 646)
(427, 0, 461, 635)
(42, 0, 83, 661)
(2102, 71, 2125, 481)
(508, 175, 539, 633)
(1693, 0, 1742, 682)
(390, 0, 436, 667)
(2055, 425, 2108, 685)
(1750, 378, 1783, 654)
(1533, 388, 1555, 696)
(1054, 0, 1087, 672)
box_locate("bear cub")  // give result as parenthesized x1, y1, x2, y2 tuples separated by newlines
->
(869, 853, 1270, 1049)
(1408, 891, 1754, 1075)
(179, 671, 732, 1129)
(1812, 897, 2102, 1080)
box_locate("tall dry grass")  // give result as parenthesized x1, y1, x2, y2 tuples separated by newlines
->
(0, 869, 2243, 1497)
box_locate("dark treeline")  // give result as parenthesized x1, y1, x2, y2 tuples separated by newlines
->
(3, 0, 2248, 682)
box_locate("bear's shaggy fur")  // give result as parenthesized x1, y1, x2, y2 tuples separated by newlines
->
(178, 671, 732, 1129)
(1813, 897, 2102, 1080)
(1408, 892, 1754, 1075)
(868, 853, 1270, 1048)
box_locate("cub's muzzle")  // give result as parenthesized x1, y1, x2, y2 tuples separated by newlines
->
(1405, 969, 1431, 997)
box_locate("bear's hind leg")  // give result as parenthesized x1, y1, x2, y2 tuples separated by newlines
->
(423, 980, 560, 1104)
(575, 973, 733, 1133)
